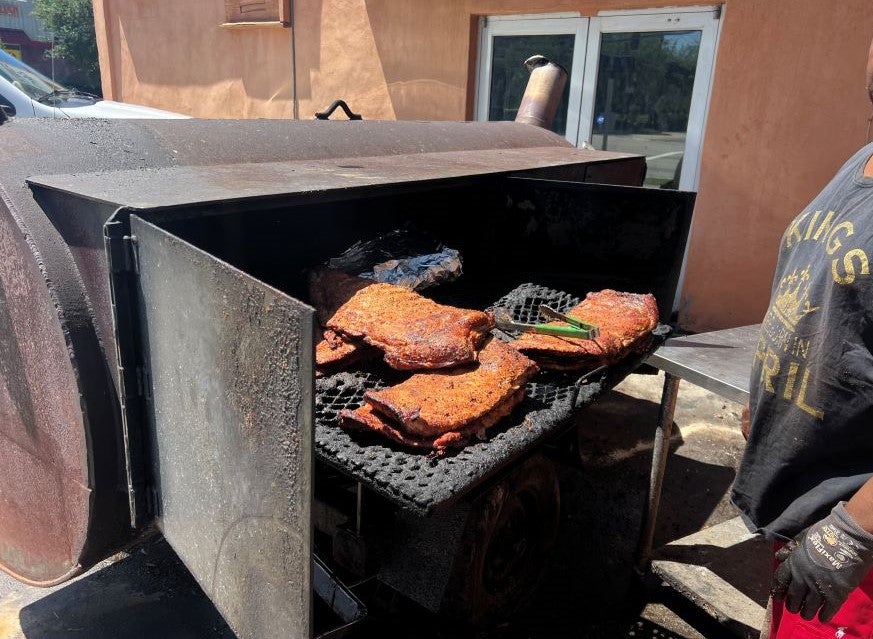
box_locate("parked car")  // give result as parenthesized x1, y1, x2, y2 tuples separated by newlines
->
(0, 49, 187, 119)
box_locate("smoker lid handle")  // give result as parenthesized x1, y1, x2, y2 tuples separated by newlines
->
(315, 99, 363, 121)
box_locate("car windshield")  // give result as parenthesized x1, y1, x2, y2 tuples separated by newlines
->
(0, 49, 67, 100)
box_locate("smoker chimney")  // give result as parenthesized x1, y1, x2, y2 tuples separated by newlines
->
(515, 55, 568, 130)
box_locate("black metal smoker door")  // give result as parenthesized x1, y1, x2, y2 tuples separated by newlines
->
(130, 215, 313, 639)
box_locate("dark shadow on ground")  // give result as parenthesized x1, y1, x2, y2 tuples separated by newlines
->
(576, 388, 740, 547)
(18, 537, 234, 639)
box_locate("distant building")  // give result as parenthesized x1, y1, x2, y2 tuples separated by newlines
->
(0, 0, 53, 76)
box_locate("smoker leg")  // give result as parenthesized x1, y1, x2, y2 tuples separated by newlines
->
(636, 372, 681, 573)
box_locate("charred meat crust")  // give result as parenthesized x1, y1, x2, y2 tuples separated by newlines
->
(309, 267, 494, 371)
(340, 388, 527, 451)
(338, 340, 537, 451)
(364, 340, 537, 437)
(511, 290, 658, 371)
(315, 329, 380, 376)
(308, 268, 372, 326)
(362, 339, 538, 437)
(316, 329, 362, 366)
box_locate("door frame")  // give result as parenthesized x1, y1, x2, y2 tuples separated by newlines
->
(475, 13, 589, 144)
(577, 7, 722, 190)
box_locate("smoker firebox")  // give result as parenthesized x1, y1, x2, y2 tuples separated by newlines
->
(0, 118, 692, 638)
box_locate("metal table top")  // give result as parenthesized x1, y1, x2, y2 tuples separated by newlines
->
(645, 324, 760, 404)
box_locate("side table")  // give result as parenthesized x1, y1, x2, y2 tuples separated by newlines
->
(638, 325, 768, 638)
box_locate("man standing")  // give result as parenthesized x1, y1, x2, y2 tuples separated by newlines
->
(730, 38, 873, 638)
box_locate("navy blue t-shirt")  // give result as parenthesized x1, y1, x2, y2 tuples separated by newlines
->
(731, 144, 873, 540)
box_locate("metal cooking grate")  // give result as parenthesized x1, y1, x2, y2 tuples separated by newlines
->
(314, 283, 657, 514)
(489, 282, 580, 325)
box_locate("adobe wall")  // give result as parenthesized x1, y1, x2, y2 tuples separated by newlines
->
(93, 0, 294, 118)
(677, 1, 872, 330)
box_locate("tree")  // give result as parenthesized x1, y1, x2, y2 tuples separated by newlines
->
(33, 0, 101, 95)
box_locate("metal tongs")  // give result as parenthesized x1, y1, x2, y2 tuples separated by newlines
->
(493, 304, 600, 340)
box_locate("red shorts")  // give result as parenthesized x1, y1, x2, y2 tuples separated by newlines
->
(770, 544, 873, 639)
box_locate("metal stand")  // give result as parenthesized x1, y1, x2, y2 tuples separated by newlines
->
(636, 372, 681, 572)
(636, 324, 761, 571)
(635, 324, 768, 638)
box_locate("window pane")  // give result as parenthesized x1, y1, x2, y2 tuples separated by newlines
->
(488, 34, 575, 136)
(590, 31, 701, 188)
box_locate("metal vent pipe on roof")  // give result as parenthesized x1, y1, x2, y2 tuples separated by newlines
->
(515, 55, 568, 131)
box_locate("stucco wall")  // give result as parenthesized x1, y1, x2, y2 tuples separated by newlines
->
(679, 1, 872, 330)
(92, 0, 873, 330)
(93, 0, 294, 118)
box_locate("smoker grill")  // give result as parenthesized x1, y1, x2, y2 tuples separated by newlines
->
(315, 283, 665, 515)
(0, 117, 692, 638)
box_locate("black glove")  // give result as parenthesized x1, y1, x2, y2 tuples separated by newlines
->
(772, 502, 873, 622)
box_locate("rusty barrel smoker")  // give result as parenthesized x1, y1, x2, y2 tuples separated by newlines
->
(0, 117, 691, 638)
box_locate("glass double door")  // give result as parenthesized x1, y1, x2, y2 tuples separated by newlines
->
(477, 9, 721, 190)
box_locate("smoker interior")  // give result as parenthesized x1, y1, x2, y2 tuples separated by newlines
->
(154, 175, 691, 513)
(156, 176, 686, 319)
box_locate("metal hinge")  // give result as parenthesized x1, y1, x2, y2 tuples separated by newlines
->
(105, 222, 140, 274)
(104, 217, 150, 527)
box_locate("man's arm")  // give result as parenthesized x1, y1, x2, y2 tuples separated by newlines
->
(846, 474, 873, 532)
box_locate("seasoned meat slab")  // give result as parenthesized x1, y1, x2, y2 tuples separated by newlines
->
(315, 330, 379, 376)
(308, 268, 372, 325)
(339, 339, 538, 451)
(317, 330, 361, 366)
(510, 289, 658, 371)
(309, 268, 493, 370)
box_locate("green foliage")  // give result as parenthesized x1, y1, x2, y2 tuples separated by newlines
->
(33, 0, 101, 95)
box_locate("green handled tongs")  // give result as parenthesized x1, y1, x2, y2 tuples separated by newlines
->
(492, 305, 600, 340)
(538, 305, 600, 339)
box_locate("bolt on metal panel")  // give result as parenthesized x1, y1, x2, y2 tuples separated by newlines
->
(131, 215, 313, 639)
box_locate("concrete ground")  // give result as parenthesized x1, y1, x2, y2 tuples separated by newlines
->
(491, 369, 752, 639)
(0, 370, 756, 639)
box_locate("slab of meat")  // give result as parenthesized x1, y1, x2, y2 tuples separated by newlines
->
(308, 269, 372, 325)
(315, 330, 379, 376)
(309, 268, 493, 370)
(510, 289, 658, 371)
(339, 339, 538, 451)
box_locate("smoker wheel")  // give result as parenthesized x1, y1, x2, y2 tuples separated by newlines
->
(439, 454, 560, 627)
